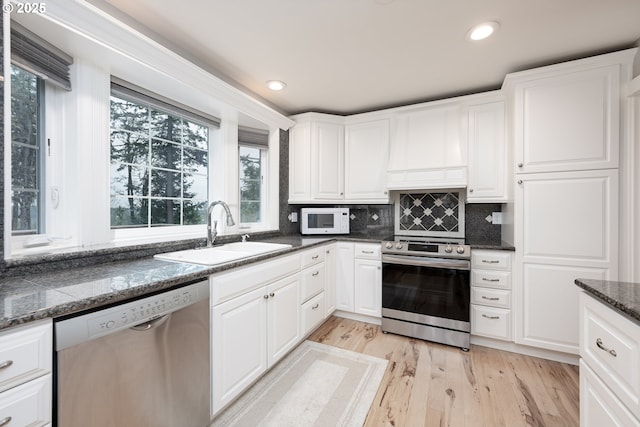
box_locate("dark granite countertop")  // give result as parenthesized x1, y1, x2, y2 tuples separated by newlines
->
(0, 234, 386, 331)
(575, 278, 640, 325)
(469, 242, 516, 251)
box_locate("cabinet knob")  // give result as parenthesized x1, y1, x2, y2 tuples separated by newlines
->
(269, 292, 275, 297)
(469, 188, 474, 193)
(384, 191, 388, 195)
(517, 163, 523, 168)
(264, 295, 269, 299)
(340, 192, 344, 195)
(517, 180, 523, 185)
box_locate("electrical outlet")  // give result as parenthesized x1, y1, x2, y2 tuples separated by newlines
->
(289, 212, 298, 223)
(492, 212, 503, 225)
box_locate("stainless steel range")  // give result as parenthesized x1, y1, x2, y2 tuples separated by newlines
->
(381, 236, 471, 350)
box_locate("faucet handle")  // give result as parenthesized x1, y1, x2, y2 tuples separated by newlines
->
(241, 234, 250, 243)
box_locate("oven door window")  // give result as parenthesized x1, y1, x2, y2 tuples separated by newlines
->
(308, 213, 335, 229)
(382, 263, 470, 322)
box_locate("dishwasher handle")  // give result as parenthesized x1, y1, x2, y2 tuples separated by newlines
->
(130, 314, 170, 331)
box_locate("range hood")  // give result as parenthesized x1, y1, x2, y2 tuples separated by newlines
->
(386, 105, 467, 190)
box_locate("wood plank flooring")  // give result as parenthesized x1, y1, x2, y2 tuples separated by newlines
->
(308, 316, 580, 427)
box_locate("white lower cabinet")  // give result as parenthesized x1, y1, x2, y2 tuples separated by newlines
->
(335, 242, 355, 312)
(0, 374, 51, 427)
(324, 244, 337, 316)
(211, 254, 302, 415)
(0, 320, 52, 427)
(354, 258, 381, 317)
(335, 242, 382, 319)
(470, 250, 513, 341)
(580, 292, 640, 425)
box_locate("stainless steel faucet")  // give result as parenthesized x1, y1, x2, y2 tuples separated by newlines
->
(207, 201, 235, 247)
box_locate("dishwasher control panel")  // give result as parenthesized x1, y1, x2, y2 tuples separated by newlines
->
(55, 280, 209, 351)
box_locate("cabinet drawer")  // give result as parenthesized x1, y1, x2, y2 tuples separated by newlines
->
(301, 247, 326, 268)
(581, 293, 640, 419)
(471, 270, 511, 289)
(300, 264, 325, 303)
(0, 374, 51, 426)
(471, 250, 511, 270)
(471, 305, 511, 340)
(211, 253, 300, 305)
(354, 243, 381, 260)
(471, 287, 511, 309)
(580, 360, 638, 427)
(0, 321, 52, 393)
(302, 293, 325, 336)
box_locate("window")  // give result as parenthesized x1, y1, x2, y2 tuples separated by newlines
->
(10, 65, 44, 235)
(238, 126, 269, 225)
(239, 146, 264, 223)
(109, 92, 212, 228)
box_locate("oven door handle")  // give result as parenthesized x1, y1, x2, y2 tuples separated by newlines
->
(382, 254, 470, 270)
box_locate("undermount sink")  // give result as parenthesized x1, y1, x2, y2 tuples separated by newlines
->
(154, 242, 292, 266)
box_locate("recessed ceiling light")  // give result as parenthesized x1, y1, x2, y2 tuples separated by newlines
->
(266, 80, 286, 91)
(467, 21, 499, 41)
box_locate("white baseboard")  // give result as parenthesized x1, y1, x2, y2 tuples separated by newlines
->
(470, 335, 580, 365)
(333, 310, 382, 326)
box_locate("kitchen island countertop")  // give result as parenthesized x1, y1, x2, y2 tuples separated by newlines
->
(575, 278, 640, 325)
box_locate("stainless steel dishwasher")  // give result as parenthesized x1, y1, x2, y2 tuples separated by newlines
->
(54, 280, 210, 427)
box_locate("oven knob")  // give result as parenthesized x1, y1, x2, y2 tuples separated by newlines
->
(395, 242, 403, 250)
(444, 245, 453, 253)
(456, 246, 465, 254)
(385, 242, 393, 249)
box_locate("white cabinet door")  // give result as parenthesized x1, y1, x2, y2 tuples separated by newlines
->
(335, 242, 355, 312)
(344, 119, 389, 202)
(212, 286, 268, 413)
(354, 259, 382, 317)
(324, 244, 337, 316)
(288, 122, 312, 202)
(313, 121, 344, 200)
(514, 64, 620, 174)
(467, 101, 507, 202)
(0, 374, 51, 427)
(515, 169, 618, 354)
(267, 275, 301, 366)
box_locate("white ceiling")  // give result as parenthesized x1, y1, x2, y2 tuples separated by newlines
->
(91, 0, 640, 116)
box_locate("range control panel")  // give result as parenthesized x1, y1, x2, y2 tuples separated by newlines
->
(55, 280, 209, 351)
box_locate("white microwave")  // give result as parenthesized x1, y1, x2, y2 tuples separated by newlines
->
(300, 208, 350, 235)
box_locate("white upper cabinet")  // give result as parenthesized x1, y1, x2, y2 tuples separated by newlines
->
(344, 119, 390, 201)
(387, 104, 467, 190)
(313, 121, 345, 200)
(511, 63, 620, 174)
(288, 121, 313, 202)
(288, 113, 390, 203)
(467, 100, 508, 202)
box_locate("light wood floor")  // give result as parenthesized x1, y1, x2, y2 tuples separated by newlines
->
(308, 316, 580, 427)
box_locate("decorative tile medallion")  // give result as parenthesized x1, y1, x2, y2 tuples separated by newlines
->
(397, 192, 462, 235)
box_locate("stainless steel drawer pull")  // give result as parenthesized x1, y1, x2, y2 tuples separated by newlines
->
(312, 255, 319, 260)
(361, 250, 374, 254)
(0, 416, 12, 427)
(312, 271, 320, 277)
(0, 360, 13, 370)
(482, 314, 500, 320)
(481, 296, 500, 301)
(482, 260, 499, 264)
(482, 278, 500, 282)
(596, 338, 617, 357)
(312, 303, 319, 310)
(269, 292, 275, 297)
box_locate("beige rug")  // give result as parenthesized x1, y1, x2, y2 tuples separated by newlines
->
(211, 341, 388, 427)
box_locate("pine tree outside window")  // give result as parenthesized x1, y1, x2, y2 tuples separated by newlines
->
(109, 87, 214, 228)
